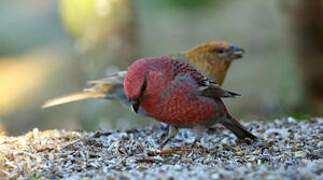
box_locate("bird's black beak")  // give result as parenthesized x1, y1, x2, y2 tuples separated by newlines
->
(129, 98, 140, 113)
(230, 45, 245, 59)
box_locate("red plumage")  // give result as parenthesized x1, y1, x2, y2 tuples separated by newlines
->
(124, 57, 256, 140)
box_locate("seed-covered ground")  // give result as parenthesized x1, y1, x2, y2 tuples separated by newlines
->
(0, 117, 322, 179)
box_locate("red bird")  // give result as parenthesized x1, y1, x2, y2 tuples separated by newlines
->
(124, 57, 256, 145)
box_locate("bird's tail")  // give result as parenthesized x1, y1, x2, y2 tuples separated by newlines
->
(42, 91, 106, 108)
(222, 115, 257, 140)
(42, 71, 127, 108)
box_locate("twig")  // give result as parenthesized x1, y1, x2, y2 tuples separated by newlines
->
(149, 148, 199, 156)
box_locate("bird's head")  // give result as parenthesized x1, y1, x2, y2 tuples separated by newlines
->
(124, 62, 148, 113)
(124, 57, 169, 113)
(185, 41, 245, 85)
(188, 41, 245, 63)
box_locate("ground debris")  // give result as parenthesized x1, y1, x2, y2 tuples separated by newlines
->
(0, 118, 322, 179)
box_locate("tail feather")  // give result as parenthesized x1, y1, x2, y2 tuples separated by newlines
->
(222, 116, 257, 140)
(88, 71, 126, 85)
(42, 91, 106, 108)
(42, 73, 126, 108)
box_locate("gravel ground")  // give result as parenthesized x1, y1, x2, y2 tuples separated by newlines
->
(0, 117, 322, 179)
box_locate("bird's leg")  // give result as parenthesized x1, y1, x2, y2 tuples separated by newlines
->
(160, 125, 178, 149)
(191, 126, 205, 148)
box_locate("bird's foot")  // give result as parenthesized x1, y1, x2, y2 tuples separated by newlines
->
(160, 138, 170, 149)
(191, 138, 201, 148)
(160, 125, 178, 149)
(236, 136, 260, 145)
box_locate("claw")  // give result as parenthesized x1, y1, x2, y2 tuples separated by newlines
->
(160, 125, 178, 149)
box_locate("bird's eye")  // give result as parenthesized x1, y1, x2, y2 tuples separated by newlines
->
(215, 49, 225, 54)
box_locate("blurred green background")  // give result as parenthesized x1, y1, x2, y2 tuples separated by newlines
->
(0, 0, 322, 135)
